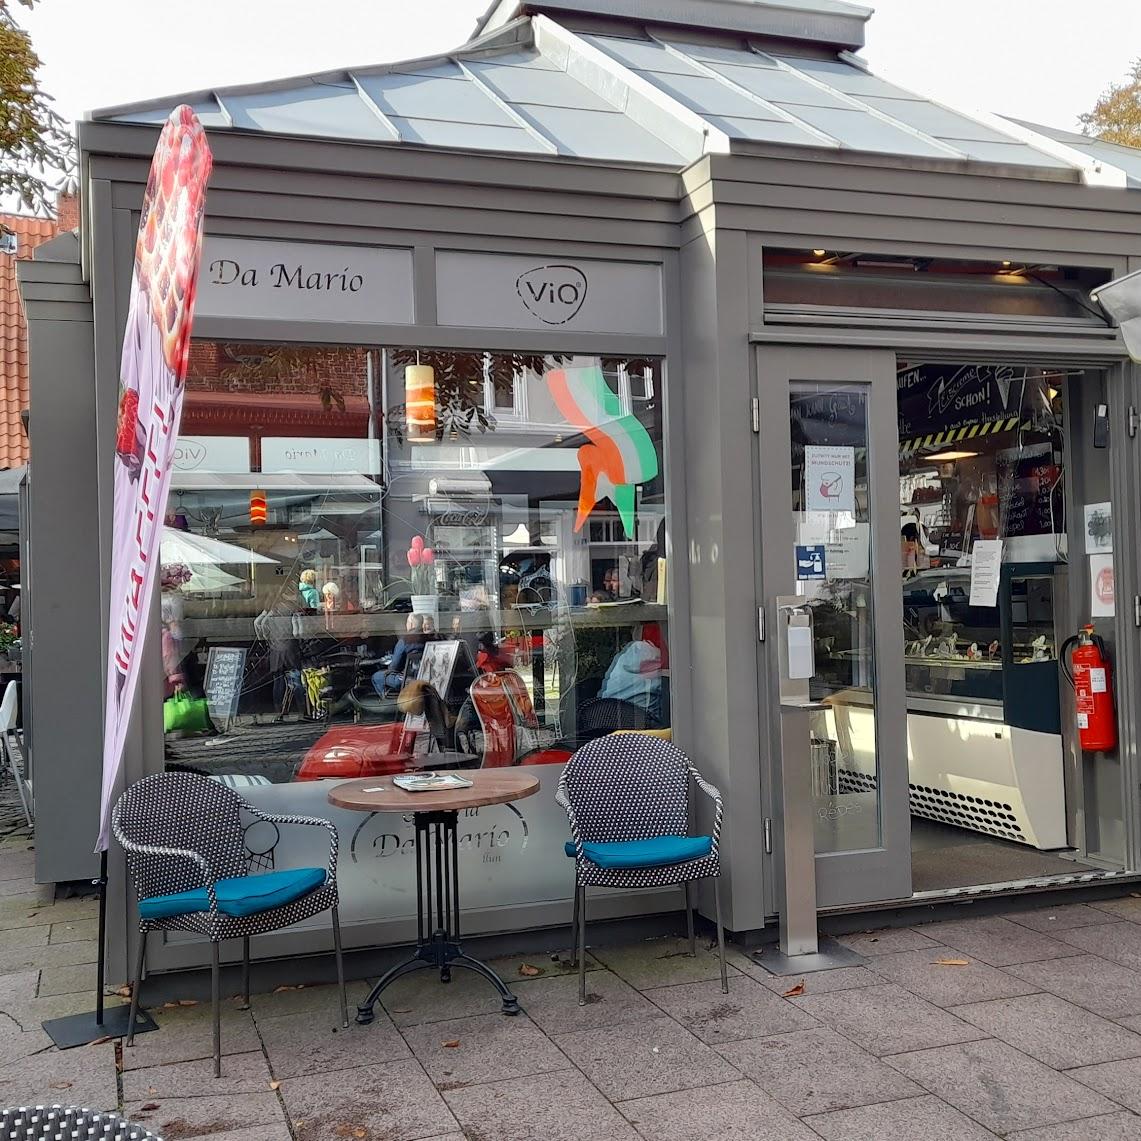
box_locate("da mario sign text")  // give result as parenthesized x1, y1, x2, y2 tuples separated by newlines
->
(195, 237, 414, 324)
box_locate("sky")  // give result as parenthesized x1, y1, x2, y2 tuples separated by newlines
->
(17, 0, 1141, 136)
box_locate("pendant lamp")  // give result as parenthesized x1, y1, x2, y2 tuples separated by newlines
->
(406, 363, 437, 443)
(249, 489, 267, 526)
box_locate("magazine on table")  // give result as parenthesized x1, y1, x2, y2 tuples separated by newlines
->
(393, 772, 474, 792)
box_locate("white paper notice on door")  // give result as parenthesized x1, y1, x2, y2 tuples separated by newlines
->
(1090, 553, 1116, 618)
(969, 539, 1003, 607)
(805, 446, 855, 514)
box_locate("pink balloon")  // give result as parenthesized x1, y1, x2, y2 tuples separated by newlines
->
(407, 548, 421, 567)
(410, 535, 425, 551)
(422, 548, 435, 564)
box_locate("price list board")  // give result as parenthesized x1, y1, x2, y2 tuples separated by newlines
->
(204, 646, 247, 732)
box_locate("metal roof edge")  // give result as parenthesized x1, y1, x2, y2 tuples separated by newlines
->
(832, 51, 1118, 189)
(480, 0, 869, 49)
(87, 18, 539, 123)
(534, 14, 727, 160)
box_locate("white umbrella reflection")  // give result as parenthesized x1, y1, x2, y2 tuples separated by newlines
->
(161, 527, 277, 567)
(184, 565, 246, 593)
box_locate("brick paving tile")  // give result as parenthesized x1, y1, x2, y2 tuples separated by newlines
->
(909, 916, 1084, 967)
(865, 944, 1039, 1007)
(948, 992, 1141, 1070)
(886, 1038, 1118, 1135)
(1006, 954, 1141, 1019)
(125, 1093, 288, 1140)
(591, 937, 742, 990)
(1089, 897, 1141, 922)
(554, 1015, 740, 1102)
(1005, 1113, 1141, 1140)
(718, 1027, 922, 1117)
(643, 972, 818, 1045)
(750, 964, 883, 996)
(835, 927, 941, 956)
(508, 967, 661, 1036)
(444, 1069, 640, 1141)
(122, 1049, 273, 1100)
(789, 981, 986, 1056)
(258, 1009, 410, 1079)
(1002, 903, 1124, 933)
(279, 1058, 459, 1141)
(617, 1078, 822, 1140)
(1058, 922, 1141, 971)
(0, 1042, 119, 1114)
(802, 1094, 999, 1140)
(401, 1011, 568, 1086)
(1068, 1056, 1141, 1114)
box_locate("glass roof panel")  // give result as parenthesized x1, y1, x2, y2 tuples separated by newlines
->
(357, 72, 518, 127)
(224, 85, 393, 140)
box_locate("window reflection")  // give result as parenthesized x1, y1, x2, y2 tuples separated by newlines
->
(159, 345, 670, 783)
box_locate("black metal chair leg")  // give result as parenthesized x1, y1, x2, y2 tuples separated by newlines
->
(126, 928, 147, 1047)
(685, 880, 696, 956)
(240, 936, 250, 1010)
(570, 882, 581, 967)
(331, 904, 349, 1029)
(577, 884, 587, 1006)
(714, 877, 728, 994)
(211, 942, 221, 1078)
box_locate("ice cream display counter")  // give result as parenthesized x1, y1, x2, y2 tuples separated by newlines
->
(815, 563, 1068, 850)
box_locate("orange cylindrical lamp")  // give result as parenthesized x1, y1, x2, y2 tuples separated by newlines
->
(405, 364, 436, 443)
(249, 489, 267, 526)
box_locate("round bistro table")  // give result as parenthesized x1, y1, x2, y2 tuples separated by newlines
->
(328, 770, 540, 1021)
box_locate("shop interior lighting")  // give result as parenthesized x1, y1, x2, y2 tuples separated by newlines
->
(405, 361, 437, 443)
(812, 249, 826, 257)
(925, 449, 979, 462)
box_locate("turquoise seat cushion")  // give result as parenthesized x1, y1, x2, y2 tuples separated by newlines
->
(563, 835, 713, 868)
(139, 867, 327, 921)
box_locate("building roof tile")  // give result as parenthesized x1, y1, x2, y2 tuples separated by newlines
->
(0, 214, 60, 469)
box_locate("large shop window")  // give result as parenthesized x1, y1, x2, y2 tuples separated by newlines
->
(156, 343, 670, 926)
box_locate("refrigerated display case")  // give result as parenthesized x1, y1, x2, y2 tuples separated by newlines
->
(815, 563, 1068, 850)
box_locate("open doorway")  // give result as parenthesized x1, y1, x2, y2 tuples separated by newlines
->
(896, 361, 1122, 894)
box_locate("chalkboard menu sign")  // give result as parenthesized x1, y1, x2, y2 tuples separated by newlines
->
(898, 364, 1028, 441)
(997, 443, 1060, 538)
(204, 647, 247, 731)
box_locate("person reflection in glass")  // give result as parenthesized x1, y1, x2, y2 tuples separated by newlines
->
(371, 613, 427, 696)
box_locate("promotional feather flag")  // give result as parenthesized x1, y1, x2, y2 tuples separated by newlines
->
(97, 107, 212, 849)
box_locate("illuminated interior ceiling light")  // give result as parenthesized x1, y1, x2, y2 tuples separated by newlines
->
(925, 450, 979, 462)
(249, 489, 267, 526)
(812, 249, 826, 257)
(405, 363, 436, 443)
(1002, 260, 1012, 267)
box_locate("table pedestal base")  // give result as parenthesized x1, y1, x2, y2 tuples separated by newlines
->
(356, 810, 520, 1024)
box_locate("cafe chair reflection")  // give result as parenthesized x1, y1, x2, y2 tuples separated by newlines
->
(112, 772, 348, 1077)
(556, 734, 728, 1005)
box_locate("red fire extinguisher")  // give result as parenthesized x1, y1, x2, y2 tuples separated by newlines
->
(1061, 625, 1117, 753)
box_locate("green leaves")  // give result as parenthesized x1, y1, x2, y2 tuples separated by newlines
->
(1081, 58, 1141, 148)
(0, 0, 75, 214)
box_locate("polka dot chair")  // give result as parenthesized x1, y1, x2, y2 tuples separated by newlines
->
(0, 1106, 160, 1141)
(111, 772, 348, 1077)
(556, 733, 728, 1005)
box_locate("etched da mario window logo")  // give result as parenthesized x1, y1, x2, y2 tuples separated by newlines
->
(515, 264, 588, 325)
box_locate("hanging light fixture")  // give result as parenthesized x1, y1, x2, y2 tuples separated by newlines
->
(405, 358, 437, 444)
(249, 489, 267, 526)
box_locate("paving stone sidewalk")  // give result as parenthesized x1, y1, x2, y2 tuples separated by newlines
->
(7, 826, 1141, 1141)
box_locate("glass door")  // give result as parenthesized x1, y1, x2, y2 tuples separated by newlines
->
(756, 347, 911, 907)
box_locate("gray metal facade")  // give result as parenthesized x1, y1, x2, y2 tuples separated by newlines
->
(21, 0, 1141, 980)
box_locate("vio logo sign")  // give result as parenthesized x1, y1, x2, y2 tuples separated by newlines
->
(515, 264, 588, 326)
(173, 442, 207, 471)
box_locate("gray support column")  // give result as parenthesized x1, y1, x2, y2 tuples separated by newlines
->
(18, 239, 101, 883)
(678, 209, 768, 934)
